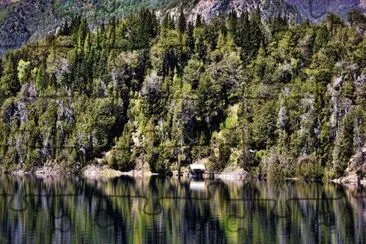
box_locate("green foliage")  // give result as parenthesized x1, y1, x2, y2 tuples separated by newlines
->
(0, 52, 20, 101)
(17, 59, 31, 85)
(0, 9, 365, 179)
(108, 123, 134, 171)
(295, 156, 323, 179)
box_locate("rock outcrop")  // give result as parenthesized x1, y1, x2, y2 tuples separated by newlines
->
(185, 0, 302, 23)
(0, 0, 365, 55)
(341, 147, 366, 184)
(286, 0, 366, 22)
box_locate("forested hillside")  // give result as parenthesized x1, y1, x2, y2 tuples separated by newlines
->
(1, 0, 365, 55)
(0, 0, 182, 54)
(0, 8, 366, 179)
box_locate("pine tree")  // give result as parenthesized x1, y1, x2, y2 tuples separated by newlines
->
(269, 14, 288, 34)
(147, 10, 159, 38)
(162, 47, 177, 77)
(195, 14, 204, 27)
(35, 64, 46, 90)
(77, 18, 90, 48)
(61, 19, 70, 35)
(17, 59, 31, 85)
(138, 8, 158, 46)
(186, 22, 195, 54)
(205, 24, 220, 51)
(169, 15, 176, 30)
(248, 7, 262, 61)
(235, 11, 250, 61)
(70, 15, 81, 34)
(196, 36, 207, 61)
(0, 52, 20, 100)
(228, 10, 238, 37)
(162, 13, 170, 30)
(129, 9, 154, 49)
(314, 26, 329, 52)
(108, 17, 116, 48)
(178, 8, 186, 34)
(162, 13, 175, 31)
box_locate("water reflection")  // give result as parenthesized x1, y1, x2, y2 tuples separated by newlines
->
(189, 181, 206, 191)
(0, 175, 365, 243)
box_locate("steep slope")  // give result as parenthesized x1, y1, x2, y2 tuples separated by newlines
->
(184, 0, 301, 22)
(0, 0, 180, 54)
(184, 0, 366, 22)
(286, 0, 366, 21)
(0, 0, 58, 53)
(0, 7, 365, 178)
(0, 0, 365, 54)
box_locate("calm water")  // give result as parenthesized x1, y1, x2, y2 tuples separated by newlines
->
(0, 175, 365, 244)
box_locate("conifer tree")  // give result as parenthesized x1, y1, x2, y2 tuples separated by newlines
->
(35, 64, 46, 90)
(162, 14, 170, 30)
(178, 8, 187, 34)
(162, 13, 175, 30)
(108, 17, 116, 48)
(17, 59, 31, 85)
(169, 15, 176, 30)
(77, 18, 89, 48)
(186, 22, 195, 54)
(195, 14, 203, 27)
(196, 36, 207, 61)
(248, 7, 262, 60)
(236, 11, 250, 61)
(228, 10, 238, 37)
(0, 52, 20, 100)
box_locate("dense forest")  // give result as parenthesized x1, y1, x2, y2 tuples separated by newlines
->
(0, 8, 366, 179)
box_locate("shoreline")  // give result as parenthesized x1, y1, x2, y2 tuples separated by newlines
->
(1, 165, 365, 186)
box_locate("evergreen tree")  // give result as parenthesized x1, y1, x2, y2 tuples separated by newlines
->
(236, 11, 250, 61)
(35, 64, 46, 90)
(162, 13, 175, 31)
(162, 47, 177, 77)
(108, 17, 116, 48)
(186, 22, 195, 54)
(178, 8, 187, 34)
(227, 10, 238, 37)
(17, 59, 31, 85)
(0, 5, 365, 179)
(314, 26, 329, 52)
(195, 14, 204, 27)
(0, 52, 20, 100)
(162, 13, 170, 30)
(70, 15, 82, 35)
(205, 24, 220, 51)
(248, 7, 262, 61)
(129, 9, 158, 49)
(76, 18, 89, 48)
(196, 36, 207, 61)
(269, 14, 288, 34)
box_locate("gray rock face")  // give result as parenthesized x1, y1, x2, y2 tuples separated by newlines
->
(345, 147, 366, 179)
(184, 0, 366, 23)
(0, 0, 60, 54)
(285, 0, 366, 21)
(185, 0, 302, 23)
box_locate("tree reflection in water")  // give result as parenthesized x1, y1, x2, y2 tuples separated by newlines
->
(0, 175, 365, 243)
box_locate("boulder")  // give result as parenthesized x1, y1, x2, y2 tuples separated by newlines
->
(342, 147, 366, 184)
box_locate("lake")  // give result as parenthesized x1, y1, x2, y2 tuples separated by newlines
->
(0, 175, 365, 243)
